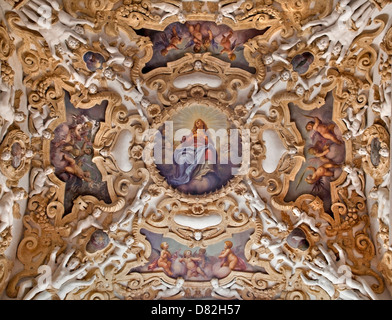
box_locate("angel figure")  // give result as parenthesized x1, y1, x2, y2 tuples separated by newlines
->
(28, 104, 58, 137)
(157, 25, 183, 56)
(339, 165, 365, 198)
(152, 277, 185, 299)
(219, 30, 240, 61)
(29, 166, 59, 198)
(217, 0, 246, 23)
(301, 0, 352, 31)
(372, 82, 391, 125)
(243, 182, 272, 221)
(99, 236, 136, 273)
(368, 187, 390, 226)
(23, 247, 93, 300)
(179, 250, 207, 279)
(69, 207, 103, 240)
(304, 244, 377, 300)
(305, 116, 343, 145)
(342, 106, 368, 137)
(18, 0, 94, 60)
(306, 0, 374, 63)
(300, 270, 363, 300)
(304, 162, 340, 185)
(292, 206, 320, 234)
(0, 84, 26, 141)
(151, 2, 185, 24)
(184, 23, 217, 53)
(114, 180, 150, 228)
(210, 278, 244, 300)
(0, 187, 27, 239)
(256, 236, 295, 272)
(99, 37, 133, 68)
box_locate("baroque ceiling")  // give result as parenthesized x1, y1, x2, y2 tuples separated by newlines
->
(0, 0, 391, 300)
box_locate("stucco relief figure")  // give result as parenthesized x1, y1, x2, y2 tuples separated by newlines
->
(210, 278, 244, 300)
(112, 180, 150, 228)
(255, 236, 295, 272)
(29, 166, 58, 198)
(217, 0, 246, 23)
(69, 208, 103, 240)
(99, 236, 136, 273)
(0, 83, 26, 141)
(22, 247, 94, 300)
(152, 278, 185, 299)
(305, 0, 375, 63)
(372, 82, 391, 124)
(304, 244, 377, 300)
(18, 0, 94, 60)
(339, 165, 365, 198)
(292, 206, 321, 234)
(28, 104, 58, 137)
(342, 106, 368, 137)
(151, 2, 186, 24)
(369, 186, 390, 226)
(0, 187, 27, 239)
(243, 182, 273, 221)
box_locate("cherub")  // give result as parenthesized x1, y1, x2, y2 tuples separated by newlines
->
(342, 106, 368, 137)
(210, 278, 244, 300)
(23, 247, 93, 300)
(217, 0, 246, 23)
(152, 278, 185, 299)
(69, 207, 103, 240)
(256, 236, 295, 271)
(339, 165, 365, 198)
(368, 187, 390, 226)
(243, 182, 272, 220)
(29, 166, 59, 198)
(156, 241, 173, 276)
(99, 236, 135, 273)
(18, 0, 94, 60)
(372, 82, 391, 124)
(0, 187, 27, 238)
(114, 180, 150, 228)
(159, 26, 182, 56)
(219, 30, 239, 61)
(292, 206, 320, 234)
(305, 116, 343, 145)
(151, 2, 185, 24)
(304, 244, 377, 300)
(28, 104, 58, 137)
(62, 153, 92, 182)
(219, 241, 245, 270)
(179, 250, 207, 278)
(98, 37, 133, 68)
(307, 0, 375, 63)
(305, 162, 340, 184)
(0, 85, 26, 141)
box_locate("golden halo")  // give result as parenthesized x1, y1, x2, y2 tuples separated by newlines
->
(172, 104, 228, 133)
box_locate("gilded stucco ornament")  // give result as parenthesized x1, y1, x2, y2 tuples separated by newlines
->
(0, 0, 390, 300)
